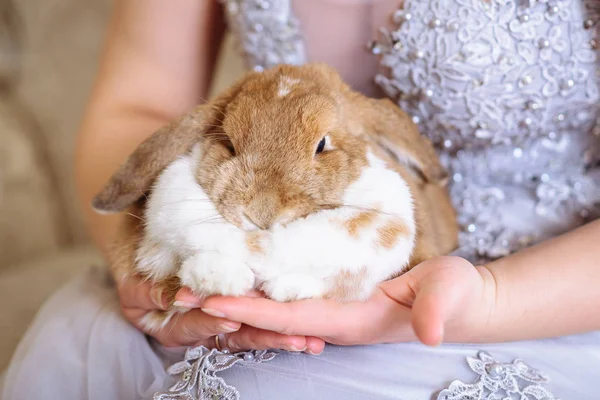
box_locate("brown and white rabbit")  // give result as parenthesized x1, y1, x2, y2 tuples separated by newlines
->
(92, 63, 459, 332)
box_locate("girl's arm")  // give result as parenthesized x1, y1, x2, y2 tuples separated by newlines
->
(74, 0, 225, 256)
(477, 218, 600, 342)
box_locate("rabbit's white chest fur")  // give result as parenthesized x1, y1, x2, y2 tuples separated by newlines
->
(136, 144, 416, 303)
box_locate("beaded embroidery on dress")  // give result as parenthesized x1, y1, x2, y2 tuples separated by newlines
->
(370, 0, 600, 264)
(220, 0, 306, 71)
(152, 0, 599, 398)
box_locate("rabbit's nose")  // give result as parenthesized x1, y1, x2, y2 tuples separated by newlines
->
(243, 193, 282, 230)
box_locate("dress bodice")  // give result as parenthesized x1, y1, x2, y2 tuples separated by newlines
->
(220, 0, 600, 264)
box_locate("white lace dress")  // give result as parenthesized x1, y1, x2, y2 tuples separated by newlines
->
(3, 1, 600, 399)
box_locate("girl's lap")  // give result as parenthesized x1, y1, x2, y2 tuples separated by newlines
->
(214, 335, 599, 399)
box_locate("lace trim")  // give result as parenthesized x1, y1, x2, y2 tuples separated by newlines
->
(153, 346, 278, 400)
(370, 0, 600, 148)
(153, 346, 559, 400)
(437, 351, 559, 400)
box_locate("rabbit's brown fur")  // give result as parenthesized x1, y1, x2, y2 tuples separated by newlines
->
(94, 63, 458, 314)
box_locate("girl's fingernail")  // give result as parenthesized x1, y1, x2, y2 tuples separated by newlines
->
(201, 308, 226, 318)
(286, 345, 305, 352)
(219, 323, 240, 333)
(306, 349, 322, 356)
(173, 300, 198, 308)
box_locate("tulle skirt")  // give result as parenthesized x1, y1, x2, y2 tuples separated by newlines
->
(2, 265, 599, 400)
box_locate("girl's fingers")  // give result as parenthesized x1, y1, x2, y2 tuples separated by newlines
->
(201, 295, 365, 338)
(118, 275, 168, 311)
(173, 286, 265, 308)
(224, 326, 326, 354)
(305, 336, 326, 355)
(225, 325, 307, 352)
(122, 306, 241, 347)
(122, 305, 327, 353)
(160, 309, 242, 347)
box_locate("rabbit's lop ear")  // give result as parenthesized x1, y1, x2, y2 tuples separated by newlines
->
(355, 96, 448, 185)
(91, 72, 251, 214)
(91, 105, 213, 214)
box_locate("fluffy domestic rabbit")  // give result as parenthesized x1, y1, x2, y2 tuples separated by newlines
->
(92, 63, 458, 332)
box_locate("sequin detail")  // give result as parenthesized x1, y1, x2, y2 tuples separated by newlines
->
(153, 346, 277, 400)
(370, 0, 600, 264)
(437, 351, 559, 400)
(219, 0, 306, 72)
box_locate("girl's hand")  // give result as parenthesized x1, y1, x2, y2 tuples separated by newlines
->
(117, 274, 326, 354)
(184, 256, 495, 346)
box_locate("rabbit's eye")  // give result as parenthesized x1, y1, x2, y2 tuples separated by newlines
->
(208, 131, 235, 156)
(223, 140, 235, 156)
(216, 136, 235, 156)
(315, 136, 328, 155)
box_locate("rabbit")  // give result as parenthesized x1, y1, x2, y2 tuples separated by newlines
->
(92, 63, 459, 333)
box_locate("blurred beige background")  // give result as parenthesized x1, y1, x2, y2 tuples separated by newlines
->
(0, 0, 245, 371)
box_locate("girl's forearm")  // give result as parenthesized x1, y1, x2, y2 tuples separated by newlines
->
(477, 219, 600, 342)
(75, 114, 181, 256)
(74, 0, 225, 256)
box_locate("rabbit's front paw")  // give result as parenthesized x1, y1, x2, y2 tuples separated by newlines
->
(262, 274, 326, 302)
(135, 238, 178, 281)
(178, 252, 255, 297)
